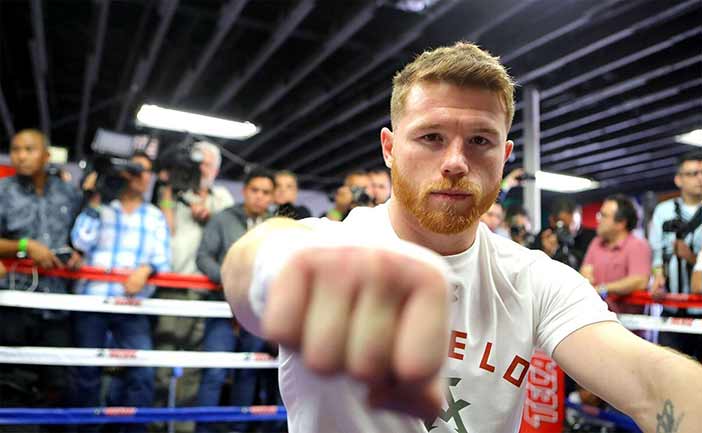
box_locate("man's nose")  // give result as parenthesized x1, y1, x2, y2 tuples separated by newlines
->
(440, 138, 468, 178)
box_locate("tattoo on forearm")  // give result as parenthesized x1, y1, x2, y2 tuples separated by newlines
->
(656, 399, 684, 433)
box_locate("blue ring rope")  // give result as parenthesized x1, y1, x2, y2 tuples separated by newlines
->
(0, 406, 287, 425)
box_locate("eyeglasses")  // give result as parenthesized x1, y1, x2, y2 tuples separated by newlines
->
(596, 211, 614, 221)
(678, 170, 702, 178)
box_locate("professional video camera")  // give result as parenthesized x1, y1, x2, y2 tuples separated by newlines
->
(82, 128, 159, 203)
(662, 206, 702, 239)
(154, 137, 203, 198)
(350, 186, 373, 207)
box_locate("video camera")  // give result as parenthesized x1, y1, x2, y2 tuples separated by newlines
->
(84, 129, 158, 203)
(154, 137, 203, 198)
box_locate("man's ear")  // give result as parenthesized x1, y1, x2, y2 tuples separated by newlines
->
(674, 174, 682, 189)
(504, 139, 514, 163)
(380, 127, 394, 168)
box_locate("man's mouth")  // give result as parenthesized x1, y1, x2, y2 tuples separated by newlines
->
(430, 190, 472, 200)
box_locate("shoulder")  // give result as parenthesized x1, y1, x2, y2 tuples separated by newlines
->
(480, 223, 545, 268)
(653, 198, 676, 214)
(211, 185, 233, 199)
(627, 233, 651, 249)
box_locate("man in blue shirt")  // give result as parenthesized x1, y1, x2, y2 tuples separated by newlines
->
(71, 150, 171, 424)
(0, 129, 82, 409)
(649, 151, 702, 360)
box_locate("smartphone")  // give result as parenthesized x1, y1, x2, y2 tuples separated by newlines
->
(52, 247, 74, 264)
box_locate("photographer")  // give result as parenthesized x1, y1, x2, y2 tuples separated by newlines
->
(324, 171, 373, 221)
(0, 129, 82, 410)
(649, 151, 702, 360)
(153, 141, 233, 422)
(70, 151, 171, 422)
(533, 198, 595, 270)
(505, 205, 534, 246)
(368, 168, 392, 205)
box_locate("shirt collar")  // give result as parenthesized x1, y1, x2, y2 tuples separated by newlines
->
(598, 232, 630, 250)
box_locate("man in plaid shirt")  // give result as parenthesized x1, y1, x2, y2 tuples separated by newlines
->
(71, 150, 170, 424)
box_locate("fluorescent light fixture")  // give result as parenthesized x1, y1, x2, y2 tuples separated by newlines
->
(535, 170, 599, 193)
(395, 0, 442, 12)
(136, 104, 259, 140)
(676, 129, 702, 146)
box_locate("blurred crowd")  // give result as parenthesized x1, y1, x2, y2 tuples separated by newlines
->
(2, 129, 702, 433)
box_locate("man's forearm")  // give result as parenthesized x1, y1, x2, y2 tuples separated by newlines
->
(636, 347, 702, 433)
(0, 239, 20, 257)
(603, 275, 649, 295)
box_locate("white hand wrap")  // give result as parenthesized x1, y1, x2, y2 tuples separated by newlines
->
(248, 229, 456, 319)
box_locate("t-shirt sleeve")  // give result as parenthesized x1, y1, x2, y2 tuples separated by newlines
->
(531, 256, 618, 357)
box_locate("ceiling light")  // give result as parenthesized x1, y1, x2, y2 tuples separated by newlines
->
(534, 170, 599, 193)
(136, 104, 259, 140)
(394, 0, 442, 13)
(676, 129, 702, 146)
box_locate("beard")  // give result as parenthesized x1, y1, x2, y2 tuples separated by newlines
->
(391, 162, 500, 235)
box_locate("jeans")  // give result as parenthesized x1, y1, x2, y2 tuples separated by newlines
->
(72, 312, 154, 432)
(196, 318, 269, 433)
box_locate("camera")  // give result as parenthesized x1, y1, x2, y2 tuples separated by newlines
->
(662, 214, 702, 240)
(84, 128, 157, 203)
(350, 186, 372, 207)
(85, 155, 147, 204)
(155, 138, 203, 197)
(510, 224, 535, 245)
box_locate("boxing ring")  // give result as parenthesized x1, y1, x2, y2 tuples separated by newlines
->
(2, 258, 701, 432)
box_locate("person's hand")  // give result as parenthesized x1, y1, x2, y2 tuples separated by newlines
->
(650, 271, 667, 300)
(540, 229, 559, 258)
(674, 240, 696, 263)
(581, 264, 595, 285)
(82, 172, 98, 191)
(66, 251, 83, 271)
(502, 168, 525, 190)
(124, 265, 152, 295)
(191, 203, 210, 223)
(262, 246, 450, 419)
(26, 240, 63, 269)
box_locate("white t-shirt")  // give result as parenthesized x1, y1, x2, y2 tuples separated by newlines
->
(277, 203, 617, 433)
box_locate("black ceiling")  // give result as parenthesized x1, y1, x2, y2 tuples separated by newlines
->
(1, 0, 701, 199)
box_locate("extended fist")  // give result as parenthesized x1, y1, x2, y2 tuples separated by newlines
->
(262, 245, 451, 419)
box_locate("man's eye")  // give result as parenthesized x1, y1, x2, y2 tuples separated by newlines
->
(471, 136, 491, 145)
(421, 133, 442, 142)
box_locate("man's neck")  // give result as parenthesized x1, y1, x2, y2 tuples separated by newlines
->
(388, 199, 477, 256)
(680, 192, 702, 206)
(30, 171, 48, 195)
(603, 230, 628, 247)
(119, 190, 144, 213)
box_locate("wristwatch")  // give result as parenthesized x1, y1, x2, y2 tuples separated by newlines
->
(596, 284, 608, 297)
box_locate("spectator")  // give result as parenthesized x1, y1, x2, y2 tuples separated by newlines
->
(368, 168, 392, 205)
(0, 129, 81, 412)
(324, 185, 353, 221)
(195, 168, 275, 433)
(153, 141, 234, 428)
(505, 205, 533, 246)
(580, 195, 651, 315)
(480, 201, 509, 238)
(274, 170, 311, 220)
(532, 198, 595, 269)
(649, 151, 702, 360)
(70, 150, 170, 430)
